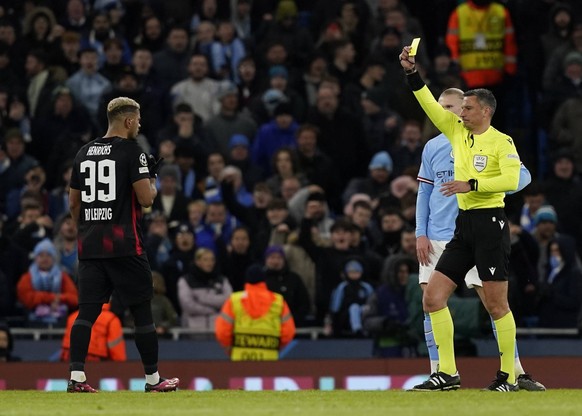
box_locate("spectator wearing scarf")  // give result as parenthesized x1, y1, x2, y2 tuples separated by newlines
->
(16, 238, 78, 324)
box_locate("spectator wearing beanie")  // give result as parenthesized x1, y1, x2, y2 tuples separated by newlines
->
(255, 0, 314, 69)
(343, 150, 395, 207)
(204, 82, 257, 157)
(531, 205, 560, 282)
(263, 244, 311, 326)
(328, 257, 374, 337)
(265, 65, 306, 122)
(227, 134, 264, 192)
(251, 102, 299, 176)
(249, 88, 288, 125)
(17, 238, 78, 326)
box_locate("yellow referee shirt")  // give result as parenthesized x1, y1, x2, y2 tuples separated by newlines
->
(413, 85, 520, 210)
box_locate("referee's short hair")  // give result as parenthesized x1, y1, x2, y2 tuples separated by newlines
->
(464, 88, 496, 116)
(107, 97, 140, 122)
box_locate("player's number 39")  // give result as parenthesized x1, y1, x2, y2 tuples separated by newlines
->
(80, 159, 117, 203)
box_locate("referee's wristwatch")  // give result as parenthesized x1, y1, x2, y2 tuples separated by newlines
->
(468, 179, 478, 191)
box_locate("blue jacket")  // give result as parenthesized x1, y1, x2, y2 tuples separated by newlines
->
(251, 120, 298, 176)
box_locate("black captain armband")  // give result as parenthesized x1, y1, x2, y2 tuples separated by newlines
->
(406, 70, 425, 91)
(468, 179, 478, 191)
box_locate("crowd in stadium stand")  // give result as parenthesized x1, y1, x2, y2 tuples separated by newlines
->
(0, 0, 581, 358)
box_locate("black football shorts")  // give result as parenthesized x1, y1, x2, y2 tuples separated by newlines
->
(77, 254, 153, 305)
(435, 208, 510, 285)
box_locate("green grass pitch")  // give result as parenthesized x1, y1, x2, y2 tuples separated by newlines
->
(1, 390, 582, 416)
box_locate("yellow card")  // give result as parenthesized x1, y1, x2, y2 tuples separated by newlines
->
(409, 38, 421, 56)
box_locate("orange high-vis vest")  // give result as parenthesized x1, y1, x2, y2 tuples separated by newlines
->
(215, 282, 296, 361)
(230, 291, 283, 361)
(446, 1, 517, 88)
(61, 304, 126, 362)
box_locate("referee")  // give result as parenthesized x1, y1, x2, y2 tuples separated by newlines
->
(400, 46, 521, 392)
(67, 97, 179, 393)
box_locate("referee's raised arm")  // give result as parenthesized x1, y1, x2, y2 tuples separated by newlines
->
(399, 46, 459, 141)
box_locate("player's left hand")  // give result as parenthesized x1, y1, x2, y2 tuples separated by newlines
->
(147, 155, 164, 178)
(440, 180, 471, 197)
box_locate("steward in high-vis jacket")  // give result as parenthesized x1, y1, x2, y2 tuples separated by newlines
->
(61, 303, 126, 362)
(445, 0, 517, 89)
(215, 264, 296, 360)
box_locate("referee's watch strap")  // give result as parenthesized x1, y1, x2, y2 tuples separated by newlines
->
(468, 179, 478, 191)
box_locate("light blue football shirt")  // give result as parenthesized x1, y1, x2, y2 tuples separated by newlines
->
(416, 133, 531, 241)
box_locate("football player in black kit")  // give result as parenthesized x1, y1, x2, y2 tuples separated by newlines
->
(67, 97, 179, 393)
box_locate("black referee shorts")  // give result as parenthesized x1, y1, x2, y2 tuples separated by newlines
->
(435, 208, 510, 285)
(77, 254, 153, 306)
